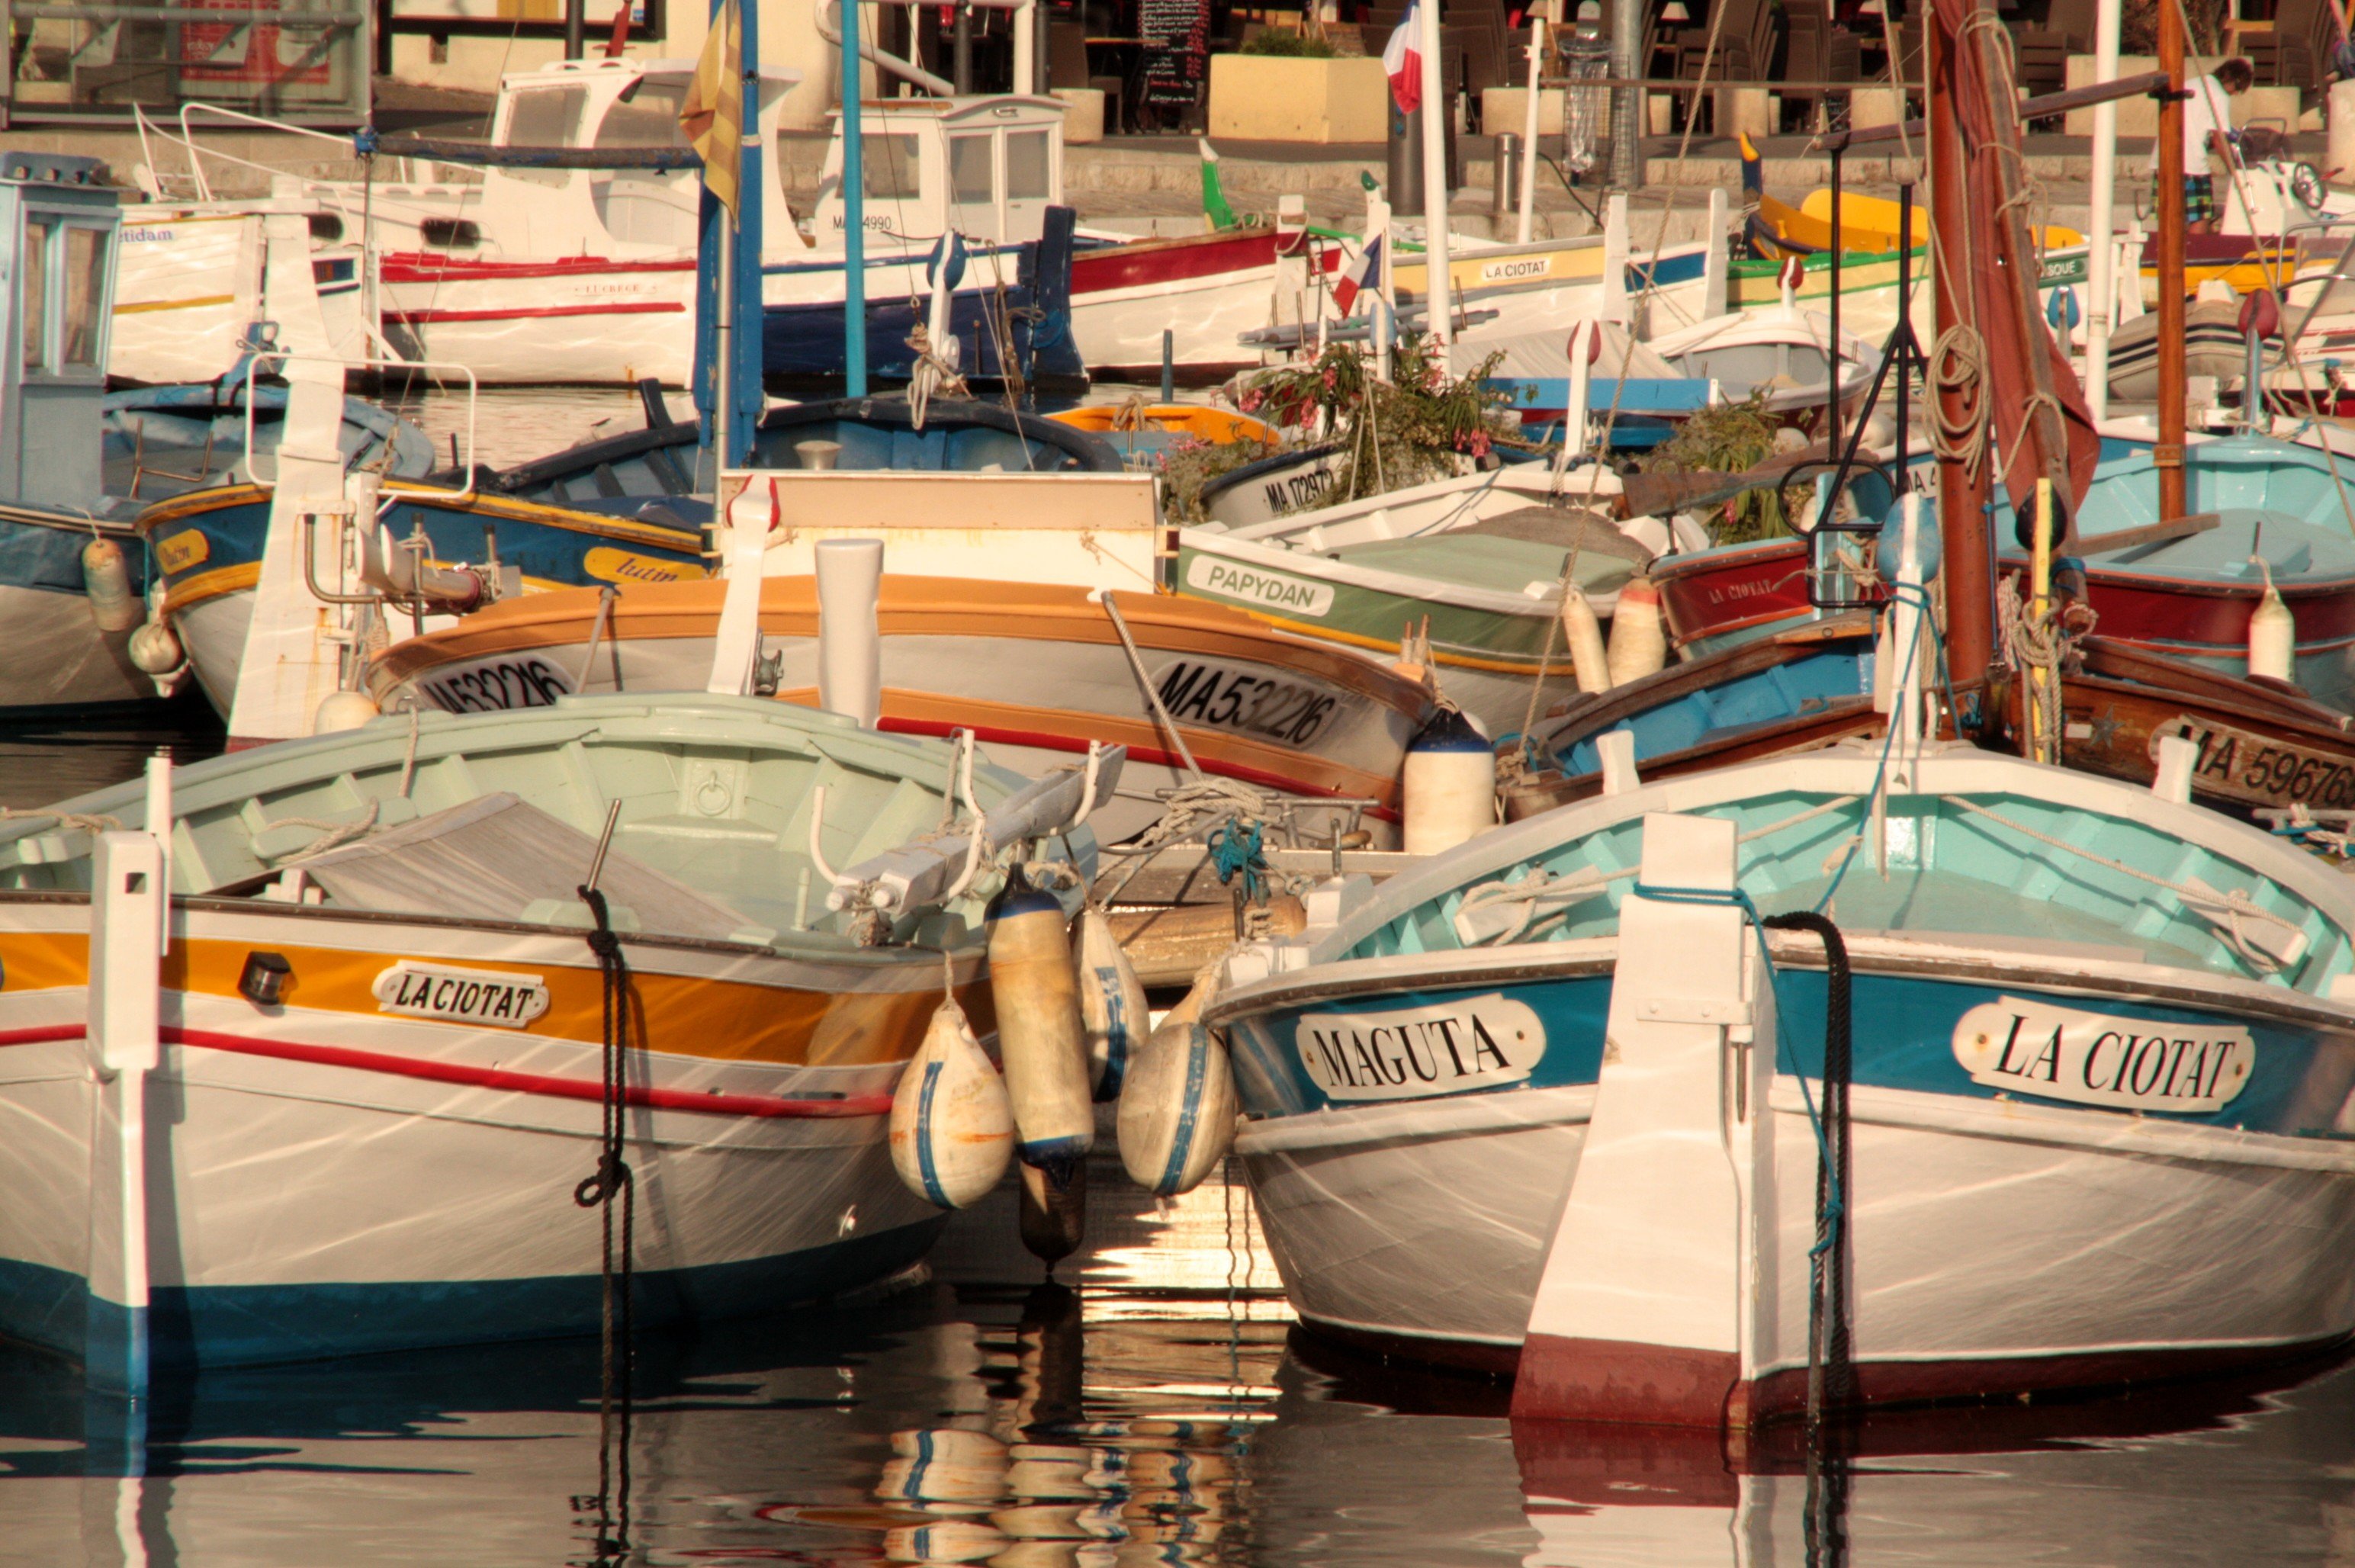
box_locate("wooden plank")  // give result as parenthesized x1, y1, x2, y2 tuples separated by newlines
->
(2074, 512, 2219, 558)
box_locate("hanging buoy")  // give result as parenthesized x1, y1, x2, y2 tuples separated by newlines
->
(82, 537, 139, 632)
(888, 997, 1015, 1209)
(127, 619, 183, 675)
(1560, 589, 1611, 694)
(1402, 706, 1497, 856)
(2249, 555, 2297, 684)
(986, 866, 1095, 1168)
(1116, 972, 1236, 1198)
(313, 689, 379, 733)
(1606, 575, 1667, 686)
(1073, 908, 1145, 1102)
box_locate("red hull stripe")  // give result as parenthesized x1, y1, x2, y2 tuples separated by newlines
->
(392, 302, 686, 325)
(0, 1023, 890, 1119)
(381, 254, 696, 283)
(875, 713, 1405, 821)
(1071, 231, 1342, 294)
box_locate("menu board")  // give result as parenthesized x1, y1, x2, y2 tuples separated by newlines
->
(1140, 0, 1210, 108)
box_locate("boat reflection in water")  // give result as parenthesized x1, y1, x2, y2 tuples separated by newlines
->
(5, 1159, 2355, 1564)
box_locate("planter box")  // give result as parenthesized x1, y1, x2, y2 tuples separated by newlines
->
(2062, 55, 2300, 138)
(1208, 54, 1390, 144)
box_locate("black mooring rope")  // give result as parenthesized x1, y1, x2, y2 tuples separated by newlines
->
(1765, 909, 1853, 1568)
(572, 882, 636, 1565)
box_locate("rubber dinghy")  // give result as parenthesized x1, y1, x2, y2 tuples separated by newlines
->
(0, 694, 1110, 1370)
(1203, 718, 2355, 1415)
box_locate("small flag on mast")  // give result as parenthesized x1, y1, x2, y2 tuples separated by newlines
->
(1335, 233, 1385, 314)
(1382, 5, 1423, 114)
(680, 0, 744, 217)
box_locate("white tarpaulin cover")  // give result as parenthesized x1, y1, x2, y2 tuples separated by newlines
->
(1450, 323, 1682, 383)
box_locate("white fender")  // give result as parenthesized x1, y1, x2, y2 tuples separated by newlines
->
(1116, 973, 1236, 1197)
(1402, 707, 1498, 855)
(1561, 588, 1611, 694)
(987, 869, 1095, 1165)
(82, 537, 140, 632)
(888, 997, 1015, 1209)
(2248, 556, 2296, 684)
(1605, 575, 1667, 686)
(127, 619, 184, 675)
(1074, 907, 1147, 1101)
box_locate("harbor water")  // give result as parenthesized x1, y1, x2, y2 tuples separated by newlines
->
(7, 393, 2355, 1566)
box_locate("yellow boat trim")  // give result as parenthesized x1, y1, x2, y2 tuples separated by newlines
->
(114, 294, 238, 316)
(140, 482, 714, 556)
(0, 927, 985, 1065)
(1222, 605, 1552, 675)
(165, 561, 259, 615)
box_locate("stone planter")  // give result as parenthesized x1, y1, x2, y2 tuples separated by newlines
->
(1208, 53, 1390, 144)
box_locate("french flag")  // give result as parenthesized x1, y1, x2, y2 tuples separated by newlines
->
(1335, 233, 1384, 314)
(1383, 5, 1422, 114)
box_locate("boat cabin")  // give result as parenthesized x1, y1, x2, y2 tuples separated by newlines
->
(0, 154, 116, 509)
(807, 96, 1065, 250)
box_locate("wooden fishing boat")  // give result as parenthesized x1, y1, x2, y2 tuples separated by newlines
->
(1656, 436, 2355, 708)
(140, 477, 712, 727)
(365, 577, 1433, 848)
(102, 383, 435, 502)
(1174, 464, 1710, 737)
(0, 693, 1104, 1370)
(1209, 734, 2355, 1405)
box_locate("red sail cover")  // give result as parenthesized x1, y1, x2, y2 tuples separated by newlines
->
(1927, 0, 2100, 523)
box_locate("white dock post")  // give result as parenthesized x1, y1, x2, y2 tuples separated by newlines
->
(815, 538, 885, 728)
(1512, 811, 1780, 1426)
(85, 831, 165, 1399)
(143, 754, 171, 956)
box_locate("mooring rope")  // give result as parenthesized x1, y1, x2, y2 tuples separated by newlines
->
(572, 879, 637, 1566)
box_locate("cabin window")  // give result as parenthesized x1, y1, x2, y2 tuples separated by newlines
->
(860, 133, 921, 201)
(1005, 130, 1051, 201)
(59, 225, 104, 369)
(598, 79, 690, 149)
(949, 134, 994, 207)
(507, 85, 588, 147)
(19, 218, 47, 371)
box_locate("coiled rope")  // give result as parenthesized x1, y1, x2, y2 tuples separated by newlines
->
(1926, 326, 1988, 484)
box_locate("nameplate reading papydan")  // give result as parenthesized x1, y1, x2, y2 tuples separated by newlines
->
(1293, 994, 1544, 1102)
(1952, 996, 2253, 1113)
(1184, 554, 1335, 618)
(374, 962, 551, 1029)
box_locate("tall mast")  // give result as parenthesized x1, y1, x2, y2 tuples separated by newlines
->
(2156, 0, 2187, 519)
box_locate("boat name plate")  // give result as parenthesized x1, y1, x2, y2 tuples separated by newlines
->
(1952, 994, 2252, 1114)
(373, 960, 552, 1029)
(2147, 716, 2355, 811)
(153, 529, 209, 575)
(1183, 554, 1335, 618)
(419, 653, 578, 714)
(1153, 658, 1342, 748)
(1292, 993, 1544, 1102)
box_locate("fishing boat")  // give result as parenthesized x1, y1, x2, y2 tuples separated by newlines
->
(0, 692, 1107, 1370)
(473, 389, 1123, 525)
(365, 576, 1432, 847)
(109, 169, 382, 386)
(1469, 323, 1714, 444)
(102, 382, 435, 503)
(1208, 721, 2355, 1406)
(1046, 400, 1277, 468)
(1645, 304, 1880, 423)
(1654, 436, 2355, 708)
(1174, 464, 1710, 736)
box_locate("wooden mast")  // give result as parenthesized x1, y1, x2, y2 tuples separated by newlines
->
(2156, 0, 2188, 520)
(1929, 3, 1993, 703)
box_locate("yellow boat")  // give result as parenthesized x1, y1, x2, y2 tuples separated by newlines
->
(1049, 403, 1278, 446)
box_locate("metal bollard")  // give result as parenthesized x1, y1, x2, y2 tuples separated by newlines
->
(1493, 132, 1523, 227)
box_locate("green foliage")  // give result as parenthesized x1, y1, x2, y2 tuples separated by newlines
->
(1235, 337, 1522, 508)
(1237, 28, 1338, 56)
(1161, 432, 1282, 524)
(1637, 394, 1814, 543)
